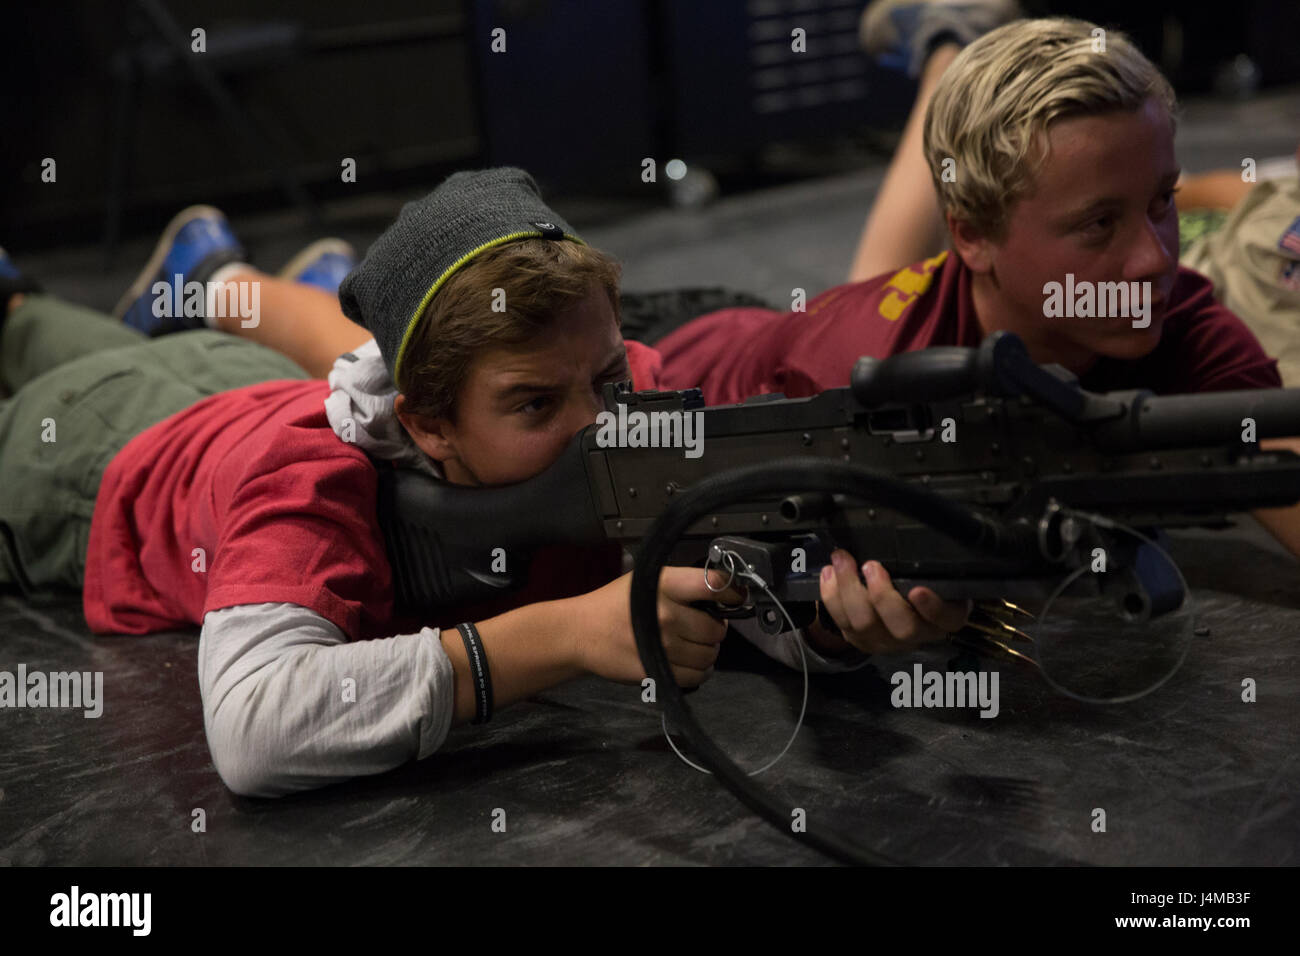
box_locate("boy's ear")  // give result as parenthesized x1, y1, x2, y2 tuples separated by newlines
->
(946, 212, 997, 275)
(393, 394, 457, 464)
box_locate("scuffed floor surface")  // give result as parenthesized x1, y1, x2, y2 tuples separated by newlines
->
(1, 520, 1296, 866)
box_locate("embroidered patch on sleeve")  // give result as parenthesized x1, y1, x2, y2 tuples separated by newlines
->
(1278, 215, 1300, 257)
(879, 251, 948, 321)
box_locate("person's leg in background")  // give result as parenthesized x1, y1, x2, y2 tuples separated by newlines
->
(0, 270, 311, 597)
(0, 209, 378, 595)
(847, 0, 1021, 282)
(847, 42, 960, 281)
(205, 266, 372, 379)
(113, 207, 372, 379)
(1, 296, 146, 394)
(657, 2, 1022, 402)
(0, 249, 148, 395)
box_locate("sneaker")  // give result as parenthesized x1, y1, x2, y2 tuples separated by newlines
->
(0, 247, 44, 323)
(0, 247, 21, 281)
(277, 238, 357, 295)
(113, 205, 247, 336)
(859, 0, 1021, 78)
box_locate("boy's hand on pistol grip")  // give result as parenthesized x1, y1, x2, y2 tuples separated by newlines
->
(572, 567, 746, 687)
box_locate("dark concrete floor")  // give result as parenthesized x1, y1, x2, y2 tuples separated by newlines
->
(2, 86, 1298, 866)
(1, 519, 1296, 865)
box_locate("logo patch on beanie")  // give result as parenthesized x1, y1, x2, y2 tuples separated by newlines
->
(531, 220, 563, 239)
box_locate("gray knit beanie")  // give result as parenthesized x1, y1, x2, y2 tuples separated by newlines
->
(338, 166, 583, 391)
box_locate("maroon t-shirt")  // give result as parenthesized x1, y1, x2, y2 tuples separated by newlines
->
(652, 251, 1282, 404)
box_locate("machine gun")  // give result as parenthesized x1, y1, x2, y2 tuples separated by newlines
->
(377, 330, 1300, 866)
(376, 331, 1300, 640)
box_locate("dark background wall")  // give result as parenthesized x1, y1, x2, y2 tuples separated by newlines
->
(5, 0, 478, 247)
(5, 0, 1296, 252)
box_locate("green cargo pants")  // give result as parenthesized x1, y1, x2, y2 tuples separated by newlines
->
(0, 295, 309, 595)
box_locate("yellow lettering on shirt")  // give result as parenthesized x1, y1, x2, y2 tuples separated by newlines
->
(878, 251, 948, 321)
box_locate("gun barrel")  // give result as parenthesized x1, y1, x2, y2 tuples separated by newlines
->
(1092, 388, 1300, 451)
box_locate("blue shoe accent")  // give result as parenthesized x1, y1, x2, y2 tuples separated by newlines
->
(295, 251, 356, 294)
(0, 248, 21, 281)
(0, 247, 49, 328)
(859, 0, 1021, 79)
(278, 239, 357, 296)
(881, 6, 926, 75)
(114, 205, 246, 337)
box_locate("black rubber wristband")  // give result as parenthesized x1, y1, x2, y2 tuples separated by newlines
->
(456, 622, 493, 724)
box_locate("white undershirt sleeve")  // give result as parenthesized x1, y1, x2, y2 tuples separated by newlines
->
(197, 602, 455, 798)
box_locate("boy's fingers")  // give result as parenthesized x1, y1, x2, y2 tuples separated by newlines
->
(702, 567, 748, 605)
(823, 550, 878, 634)
(666, 633, 722, 670)
(672, 663, 715, 688)
(817, 560, 852, 634)
(673, 594, 733, 643)
(907, 587, 973, 635)
(660, 565, 746, 607)
(862, 560, 942, 645)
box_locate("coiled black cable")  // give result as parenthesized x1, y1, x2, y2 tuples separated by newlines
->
(629, 457, 1037, 866)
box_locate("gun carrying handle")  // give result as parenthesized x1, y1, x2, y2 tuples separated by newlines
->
(851, 335, 1008, 406)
